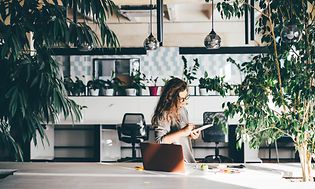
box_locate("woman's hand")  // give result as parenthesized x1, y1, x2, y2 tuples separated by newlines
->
(181, 123, 195, 136)
(189, 129, 201, 140)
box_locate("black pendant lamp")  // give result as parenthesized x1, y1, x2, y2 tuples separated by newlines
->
(144, 0, 159, 50)
(204, 0, 221, 49)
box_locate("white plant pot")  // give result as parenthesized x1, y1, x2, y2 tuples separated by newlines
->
(90, 89, 99, 96)
(125, 88, 136, 96)
(188, 86, 196, 96)
(208, 90, 218, 96)
(199, 88, 208, 96)
(104, 88, 114, 96)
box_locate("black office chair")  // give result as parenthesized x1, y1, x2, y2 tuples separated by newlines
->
(117, 113, 149, 162)
(201, 112, 233, 163)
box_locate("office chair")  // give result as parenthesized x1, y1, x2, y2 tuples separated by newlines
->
(201, 112, 233, 163)
(117, 113, 149, 162)
(268, 136, 296, 163)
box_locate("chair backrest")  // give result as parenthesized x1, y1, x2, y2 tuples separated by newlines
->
(202, 112, 228, 143)
(120, 113, 147, 138)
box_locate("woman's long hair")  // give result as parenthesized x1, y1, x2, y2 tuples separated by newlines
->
(151, 78, 187, 125)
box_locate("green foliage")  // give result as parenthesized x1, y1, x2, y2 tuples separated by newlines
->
(128, 70, 146, 90)
(64, 77, 86, 96)
(199, 71, 230, 96)
(0, 0, 120, 160)
(144, 75, 159, 86)
(182, 56, 200, 84)
(218, 0, 315, 164)
(87, 78, 105, 90)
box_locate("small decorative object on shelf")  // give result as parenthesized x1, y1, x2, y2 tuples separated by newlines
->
(198, 71, 210, 96)
(146, 76, 159, 96)
(103, 71, 122, 96)
(182, 56, 199, 96)
(126, 70, 146, 96)
(64, 76, 86, 96)
(198, 72, 229, 96)
(87, 78, 105, 96)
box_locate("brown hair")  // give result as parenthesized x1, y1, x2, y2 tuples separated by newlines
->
(151, 78, 188, 125)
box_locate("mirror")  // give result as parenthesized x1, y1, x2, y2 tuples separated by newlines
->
(92, 58, 140, 80)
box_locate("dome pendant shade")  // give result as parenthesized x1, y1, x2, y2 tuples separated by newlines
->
(281, 24, 302, 43)
(204, 29, 221, 49)
(144, 33, 159, 50)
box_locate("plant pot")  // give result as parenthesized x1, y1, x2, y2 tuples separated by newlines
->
(209, 90, 218, 96)
(104, 88, 114, 96)
(199, 88, 208, 96)
(90, 89, 99, 96)
(188, 86, 196, 95)
(149, 86, 159, 96)
(125, 88, 136, 96)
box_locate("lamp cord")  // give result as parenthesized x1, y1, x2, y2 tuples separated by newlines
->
(150, 0, 153, 34)
(212, 0, 214, 31)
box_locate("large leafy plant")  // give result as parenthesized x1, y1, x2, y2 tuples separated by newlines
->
(0, 0, 120, 160)
(216, 0, 315, 181)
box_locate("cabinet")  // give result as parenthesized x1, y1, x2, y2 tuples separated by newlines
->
(30, 96, 263, 162)
(53, 125, 100, 162)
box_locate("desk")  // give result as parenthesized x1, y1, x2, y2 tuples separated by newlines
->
(0, 163, 314, 189)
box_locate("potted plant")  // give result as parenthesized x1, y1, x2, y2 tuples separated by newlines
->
(198, 72, 227, 96)
(146, 76, 159, 96)
(198, 71, 210, 95)
(87, 78, 105, 96)
(182, 55, 200, 95)
(217, 0, 315, 181)
(63, 77, 75, 96)
(103, 77, 122, 96)
(126, 70, 146, 96)
(0, 0, 121, 161)
(72, 77, 86, 96)
(207, 76, 226, 96)
(63, 77, 86, 96)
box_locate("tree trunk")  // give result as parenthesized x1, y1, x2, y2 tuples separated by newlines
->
(298, 144, 313, 182)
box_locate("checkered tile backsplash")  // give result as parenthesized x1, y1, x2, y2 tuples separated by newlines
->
(54, 47, 253, 86)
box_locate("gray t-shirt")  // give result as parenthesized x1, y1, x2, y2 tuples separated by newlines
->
(153, 108, 196, 163)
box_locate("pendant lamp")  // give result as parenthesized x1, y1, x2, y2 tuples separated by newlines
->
(144, 0, 159, 50)
(204, 0, 221, 49)
(281, 1, 301, 43)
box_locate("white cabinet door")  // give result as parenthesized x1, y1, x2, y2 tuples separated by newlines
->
(30, 125, 54, 160)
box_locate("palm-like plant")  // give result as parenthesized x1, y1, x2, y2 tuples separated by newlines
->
(0, 0, 120, 160)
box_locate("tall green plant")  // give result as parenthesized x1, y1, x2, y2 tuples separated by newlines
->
(182, 56, 200, 84)
(216, 0, 315, 181)
(0, 0, 120, 161)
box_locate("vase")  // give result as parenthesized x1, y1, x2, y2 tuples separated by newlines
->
(149, 86, 159, 96)
(104, 88, 114, 96)
(188, 86, 196, 95)
(125, 88, 136, 96)
(208, 90, 218, 96)
(90, 89, 99, 96)
(199, 88, 208, 96)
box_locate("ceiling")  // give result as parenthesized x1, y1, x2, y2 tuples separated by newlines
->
(84, 0, 252, 47)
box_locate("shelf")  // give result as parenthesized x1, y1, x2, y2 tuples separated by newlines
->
(54, 146, 95, 149)
(53, 157, 98, 162)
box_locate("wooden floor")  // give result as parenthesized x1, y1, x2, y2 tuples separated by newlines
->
(0, 162, 314, 189)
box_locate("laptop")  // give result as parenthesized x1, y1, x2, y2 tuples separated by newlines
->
(140, 142, 185, 173)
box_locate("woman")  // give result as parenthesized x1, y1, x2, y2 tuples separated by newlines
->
(151, 77, 200, 163)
